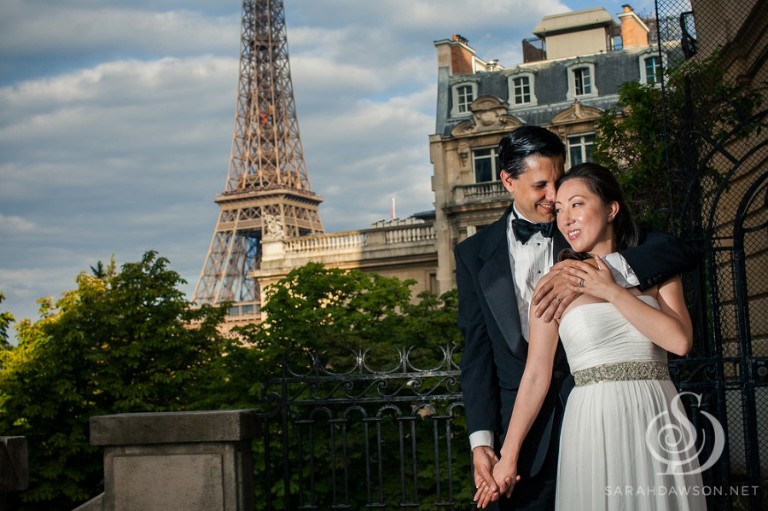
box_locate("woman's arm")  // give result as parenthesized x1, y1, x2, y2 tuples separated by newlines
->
(610, 276, 692, 356)
(478, 311, 559, 507)
(567, 258, 693, 356)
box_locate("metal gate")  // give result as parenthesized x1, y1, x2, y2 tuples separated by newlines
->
(254, 347, 470, 510)
(669, 100, 768, 509)
(651, 0, 768, 507)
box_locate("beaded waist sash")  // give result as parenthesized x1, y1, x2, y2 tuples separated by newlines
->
(573, 361, 670, 387)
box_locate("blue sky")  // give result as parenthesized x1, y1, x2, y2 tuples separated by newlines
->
(0, 0, 656, 339)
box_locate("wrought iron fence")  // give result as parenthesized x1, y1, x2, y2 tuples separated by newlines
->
(252, 345, 471, 510)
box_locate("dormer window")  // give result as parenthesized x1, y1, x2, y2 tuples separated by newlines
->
(574, 67, 592, 95)
(508, 73, 538, 107)
(451, 82, 478, 117)
(457, 85, 473, 112)
(567, 63, 598, 100)
(640, 54, 663, 85)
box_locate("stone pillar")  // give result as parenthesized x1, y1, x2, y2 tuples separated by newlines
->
(82, 410, 258, 511)
(0, 436, 28, 511)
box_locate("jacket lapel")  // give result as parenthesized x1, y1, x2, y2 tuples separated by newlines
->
(478, 208, 528, 361)
(552, 229, 568, 260)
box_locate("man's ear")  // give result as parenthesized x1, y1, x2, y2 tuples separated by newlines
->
(501, 170, 516, 195)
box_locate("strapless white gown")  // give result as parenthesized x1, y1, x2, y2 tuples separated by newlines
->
(555, 296, 706, 510)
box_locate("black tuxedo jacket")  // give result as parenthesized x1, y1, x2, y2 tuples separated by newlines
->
(455, 205, 696, 478)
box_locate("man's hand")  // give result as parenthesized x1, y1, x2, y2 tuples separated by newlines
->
(531, 260, 582, 321)
(472, 446, 500, 508)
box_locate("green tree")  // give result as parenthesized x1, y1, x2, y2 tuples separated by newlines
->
(235, 263, 462, 374)
(594, 50, 765, 229)
(89, 256, 116, 280)
(0, 251, 229, 510)
(0, 292, 13, 350)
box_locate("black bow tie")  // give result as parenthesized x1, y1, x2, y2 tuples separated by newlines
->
(511, 213, 555, 244)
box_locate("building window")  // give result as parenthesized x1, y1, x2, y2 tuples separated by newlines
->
(473, 147, 500, 183)
(567, 63, 598, 100)
(451, 82, 478, 117)
(514, 76, 530, 104)
(457, 85, 473, 112)
(568, 134, 595, 166)
(641, 55, 663, 85)
(574, 67, 592, 95)
(508, 74, 537, 106)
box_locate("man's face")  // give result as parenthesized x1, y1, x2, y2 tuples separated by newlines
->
(501, 154, 564, 223)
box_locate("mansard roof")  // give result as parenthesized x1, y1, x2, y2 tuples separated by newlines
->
(436, 47, 655, 137)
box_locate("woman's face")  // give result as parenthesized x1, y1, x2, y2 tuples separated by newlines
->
(555, 178, 618, 255)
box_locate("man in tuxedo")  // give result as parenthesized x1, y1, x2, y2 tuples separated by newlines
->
(455, 125, 695, 510)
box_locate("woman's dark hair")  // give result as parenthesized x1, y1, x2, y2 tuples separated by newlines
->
(556, 162, 639, 261)
(498, 125, 566, 178)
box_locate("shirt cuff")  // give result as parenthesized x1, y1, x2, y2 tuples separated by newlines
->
(603, 252, 639, 288)
(469, 430, 494, 450)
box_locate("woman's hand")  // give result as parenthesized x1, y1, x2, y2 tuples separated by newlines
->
(566, 256, 622, 301)
(492, 455, 521, 499)
(473, 478, 500, 509)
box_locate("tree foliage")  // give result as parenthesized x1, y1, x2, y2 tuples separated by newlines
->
(593, 50, 766, 229)
(0, 251, 230, 510)
(0, 292, 13, 351)
(235, 262, 462, 374)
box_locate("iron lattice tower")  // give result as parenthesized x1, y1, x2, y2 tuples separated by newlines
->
(193, 0, 323, 310)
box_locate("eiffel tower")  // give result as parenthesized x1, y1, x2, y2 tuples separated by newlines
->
(193, 0, 323, 314)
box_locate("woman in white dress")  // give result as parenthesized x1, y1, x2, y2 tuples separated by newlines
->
(476, 163, 706, 510)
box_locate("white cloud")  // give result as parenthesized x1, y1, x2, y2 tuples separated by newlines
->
(0, 214, 39, 234)
(0, 3, 239, 62)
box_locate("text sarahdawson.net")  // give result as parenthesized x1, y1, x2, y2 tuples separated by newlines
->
(605, 485, 760, 497)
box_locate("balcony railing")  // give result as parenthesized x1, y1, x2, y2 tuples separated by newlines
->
(452, 181, 507, 205)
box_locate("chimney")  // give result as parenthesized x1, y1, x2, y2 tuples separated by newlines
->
(449, 34, 477, 75)
(618, 4, 650, 48)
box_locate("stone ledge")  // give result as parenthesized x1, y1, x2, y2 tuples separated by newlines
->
(90, 409, 259, 446)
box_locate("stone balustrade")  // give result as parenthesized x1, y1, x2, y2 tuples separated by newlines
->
(282, 222, 436, 256)
(285, 231, 368, 253)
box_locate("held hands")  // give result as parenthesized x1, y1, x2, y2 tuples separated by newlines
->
(472, 447, 521, 509)
(565, 256, 621, 301)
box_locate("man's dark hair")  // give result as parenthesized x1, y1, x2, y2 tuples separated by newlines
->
(497, 125, 566, 178)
